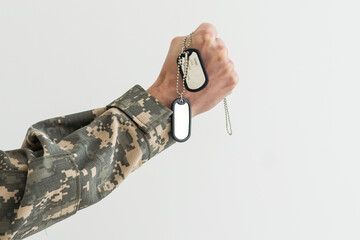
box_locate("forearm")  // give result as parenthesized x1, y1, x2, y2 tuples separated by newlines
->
(0, 84, 176, 239)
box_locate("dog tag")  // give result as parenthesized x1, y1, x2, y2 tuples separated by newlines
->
(177, 48, 209, 92)
(171, 97, 191, 142)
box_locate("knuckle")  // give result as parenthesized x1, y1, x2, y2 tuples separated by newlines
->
(218, 45, 228, 56)
(228, 61, 235, 73)
(198, 24, 217, 43)
(203, 28, 215, 36)
(229, 72, 239, 87)
(216, 37, 225, 46)
(217, 49, 228, 62)
(225, 68, 232, 76)
(223, 61, 234, 75)
(217, 43, 225, 50)
(228, 60, 235, 71)
(217, 54, 226, 63)
(228, 59, 234, 67)
(200, 22, 216, 32)
(201, 31, 215, 44)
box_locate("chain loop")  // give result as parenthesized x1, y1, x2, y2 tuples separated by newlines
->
(223, 97, 232, 135)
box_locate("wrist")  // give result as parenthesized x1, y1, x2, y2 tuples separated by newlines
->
(147, 76, 200, 118)
(146, 85, 174, 110)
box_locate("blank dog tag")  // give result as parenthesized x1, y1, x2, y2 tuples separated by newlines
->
(171, 97, 191, 142)
(178, 48, 209, 92)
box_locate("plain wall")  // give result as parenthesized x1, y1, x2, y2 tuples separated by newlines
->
(1, 0, 359, 239)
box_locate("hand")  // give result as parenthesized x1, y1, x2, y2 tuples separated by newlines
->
(147, 22, 239, 118)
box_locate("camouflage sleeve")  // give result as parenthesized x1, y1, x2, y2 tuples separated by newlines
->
(0, 84, 176, 240)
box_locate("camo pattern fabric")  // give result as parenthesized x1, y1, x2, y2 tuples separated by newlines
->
(0, 84, 176, 239)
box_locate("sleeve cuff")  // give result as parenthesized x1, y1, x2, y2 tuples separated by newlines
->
(105, 84, 173, 134)
(105, 84, 176, 160)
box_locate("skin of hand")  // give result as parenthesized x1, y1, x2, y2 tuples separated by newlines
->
(147, 22, 239, 118)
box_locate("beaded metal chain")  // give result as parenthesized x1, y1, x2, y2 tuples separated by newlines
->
(176, 31, 194, 102)
(176, 31, 232, 136)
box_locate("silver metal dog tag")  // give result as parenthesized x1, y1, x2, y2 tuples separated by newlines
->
(171, 97, 191, 142)
(178, 48, 209, 92)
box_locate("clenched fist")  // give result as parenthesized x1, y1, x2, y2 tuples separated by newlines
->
(147, 23, 239, 118)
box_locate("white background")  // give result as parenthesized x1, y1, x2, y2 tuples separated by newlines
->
(1, 1, 360, 239)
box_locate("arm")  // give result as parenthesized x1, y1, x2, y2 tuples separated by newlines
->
(0, 84, 175, 239)
(0, 22, 238, 240)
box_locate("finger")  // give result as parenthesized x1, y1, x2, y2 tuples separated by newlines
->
(216, 37, 228, 56)
(193, 23, 217, 47)
(194, 22, 217, 37)
(216, 37, 225, 47)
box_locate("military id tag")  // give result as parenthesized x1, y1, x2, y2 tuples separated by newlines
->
(178, 48, 209, 92)
(171, 97, 191, 142)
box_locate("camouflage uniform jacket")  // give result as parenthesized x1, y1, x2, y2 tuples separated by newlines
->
(0, 84, 176, 239)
